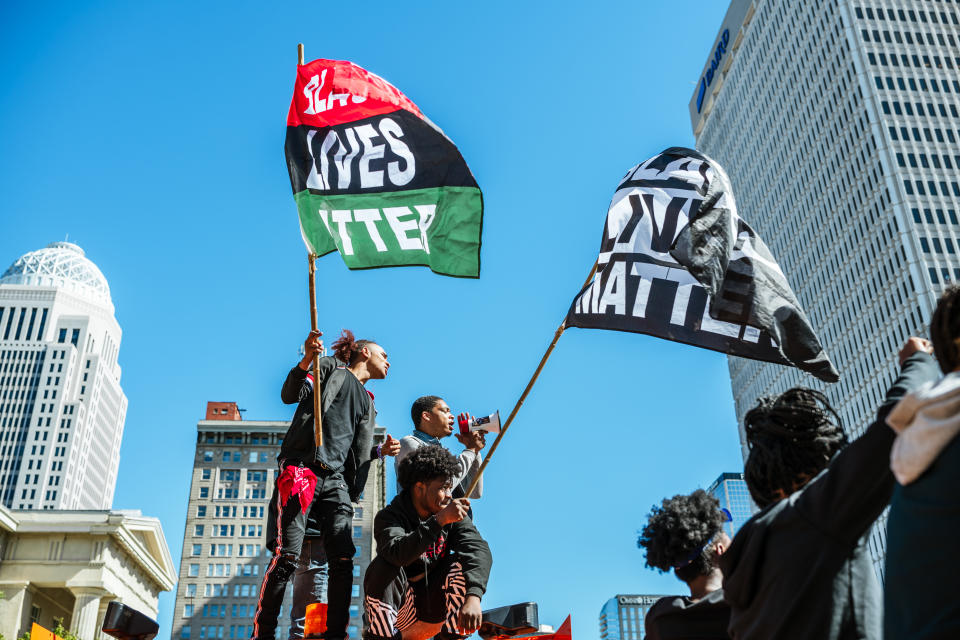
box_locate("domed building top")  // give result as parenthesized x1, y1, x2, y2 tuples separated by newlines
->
(0, 241, 113, 308)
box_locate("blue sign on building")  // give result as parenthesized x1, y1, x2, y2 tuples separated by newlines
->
(696, 29, 730, 113)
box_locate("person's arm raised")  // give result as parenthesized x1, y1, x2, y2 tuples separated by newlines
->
(796, 338, 938, 540)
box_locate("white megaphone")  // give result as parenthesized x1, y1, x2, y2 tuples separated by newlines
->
(458, 411, 501, 435)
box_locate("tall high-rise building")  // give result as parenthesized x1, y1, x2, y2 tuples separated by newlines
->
(0, 241, 127, 510)
(691, 0, 960, 577)
(599, 594, 668, 640)
(707, 471, 757, 537)
(172, 402, 387, 640)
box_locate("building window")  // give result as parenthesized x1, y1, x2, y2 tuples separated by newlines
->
(203, 451, 213, 462)
(192, 544, 202, 556)
(188, 563, 200, 577)
(184, 605, 194, 617)
(202, 469, 211, 480)
(186, 584, 197, 597)
(353, 526, 362, 539)
(199, 487, 209, 498)
(57, 329, 67, 343)
(197, 506, 206, 517)
(30, 606, 41, 625)
(194, 525, 204, 536)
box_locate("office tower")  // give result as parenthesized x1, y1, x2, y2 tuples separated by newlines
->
(172, 402, 386, 640)
(691, 0, 960, 578)
(707, 471, 757, 537)
(599, 595, 669, 640)
(0, 241, 127, 510)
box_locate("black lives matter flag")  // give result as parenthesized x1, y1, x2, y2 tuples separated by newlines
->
(566, 147, 839, 382)
(285, 59, 482, 277)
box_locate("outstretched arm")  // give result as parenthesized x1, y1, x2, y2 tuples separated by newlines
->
(796, 340, 938, 540)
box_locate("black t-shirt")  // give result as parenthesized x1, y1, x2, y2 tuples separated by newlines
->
(318, 369, 370, 470)
(644, 590, 731, 640)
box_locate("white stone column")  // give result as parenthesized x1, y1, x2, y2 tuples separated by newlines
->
(0, 582, 31, 640)
(69, 588, 106, 640)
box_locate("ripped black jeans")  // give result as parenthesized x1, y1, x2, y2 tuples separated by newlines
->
(253, 464, 356, 640)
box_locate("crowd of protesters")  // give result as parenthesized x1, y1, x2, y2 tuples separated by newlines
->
(249, 286, 960, 640)
(638, 286, 960, 639)
(251, 330, 491, 640)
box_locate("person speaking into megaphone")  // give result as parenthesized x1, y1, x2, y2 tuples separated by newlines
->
(396, 396, 489, 499)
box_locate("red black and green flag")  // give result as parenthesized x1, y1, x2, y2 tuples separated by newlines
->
(285, 59, 483, 277)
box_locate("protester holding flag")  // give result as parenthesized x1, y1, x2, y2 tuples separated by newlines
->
(253, 330, 398, 640)
(396, 396, 485, 499)
(885, 286, 960, 639)
(364, 445, 492, 640)
(720, 338, 938, 640)
(637, 490, 731, 640)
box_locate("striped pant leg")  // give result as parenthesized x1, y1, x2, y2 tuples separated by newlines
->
(363, 578, 414, 640)
(251, 469, 314, 640)
(439, 561, 468, 637)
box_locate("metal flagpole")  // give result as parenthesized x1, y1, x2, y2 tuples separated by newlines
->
(462, 261, 599, 497)
(301, 42, 323, 449)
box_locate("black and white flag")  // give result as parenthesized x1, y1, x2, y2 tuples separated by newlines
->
(566, 147, 839, 382)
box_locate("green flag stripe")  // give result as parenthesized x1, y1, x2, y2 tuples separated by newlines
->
(295, 186, 483, 278)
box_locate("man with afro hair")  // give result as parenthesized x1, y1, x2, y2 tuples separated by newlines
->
(720, 337, 939, 640)
(363, 445, 492, 640)
(637, 489, 732, 640)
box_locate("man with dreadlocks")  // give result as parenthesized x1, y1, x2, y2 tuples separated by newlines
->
(885, 286, 960, 639)
(253, 330, 400, 640)
(719, 337, 939, 640)
(637, 489, 732, 640)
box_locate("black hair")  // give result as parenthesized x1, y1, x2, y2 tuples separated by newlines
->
(411, 396, 443, 428)
(637, 489, 727, 583)
(743, 387, 847, 508)
(931, 284, 960, 373)
(331, 329, 377, 366)
(397, 445, 460, 492)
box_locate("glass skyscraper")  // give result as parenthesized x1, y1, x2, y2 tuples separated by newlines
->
(708, 472, 757, 537)
(691, 0, 960, 578)
(599, 594, 668, 640)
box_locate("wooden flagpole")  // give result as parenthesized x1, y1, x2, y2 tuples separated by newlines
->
(462, 261, 599, 497)
(300, 42, 323, 449)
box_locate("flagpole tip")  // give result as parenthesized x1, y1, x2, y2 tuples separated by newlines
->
(297, 43, 304, 66)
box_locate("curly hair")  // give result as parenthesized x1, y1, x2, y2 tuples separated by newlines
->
(411, 396, 442, 428)
(397, 445, 460, 492)
(638, 489, 727, 583)
(931, 284, 960, 373)
(743, 387, 847, 508)
(330, 329, 377, 366)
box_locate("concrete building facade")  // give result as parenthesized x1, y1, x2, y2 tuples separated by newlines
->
(172, 402, 387, 640)
(691, 0, 960, 577)
(0, 505, 175, 640)
(0, 242, 127, 511)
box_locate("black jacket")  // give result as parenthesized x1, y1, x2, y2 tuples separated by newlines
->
(645, 590, 730, 640)
(721, 352, 939, 640)
(279, 357, 377, 502)
(365, 491, 492, 599)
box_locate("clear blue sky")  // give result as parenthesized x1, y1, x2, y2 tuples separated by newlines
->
(0, 2, 743, 638)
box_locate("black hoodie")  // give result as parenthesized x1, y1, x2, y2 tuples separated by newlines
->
(365, 490, 492, 599)
(720, 352, 939, 640)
